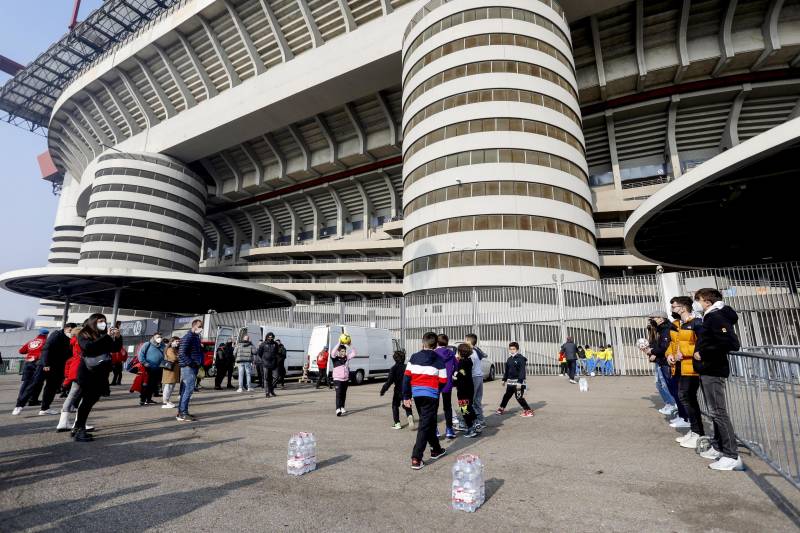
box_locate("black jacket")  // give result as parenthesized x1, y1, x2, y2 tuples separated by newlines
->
(453, 356, 474, 400)
(695, 306, 740, 378)
(40, 329, 71, 370)
(502, 353, 527, 383)
(380, 362, 405, 396)
(77, 332, 123, 387)
(650, 322, 672, 366)
(258, 340, 279, 369)
(276, 344, 287, 365)
(221, 343, 235, 363)
(561, 342, 579, 361)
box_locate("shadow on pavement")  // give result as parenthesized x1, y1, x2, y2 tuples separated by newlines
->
(316, 454, 351, 470)
(745, 468, 800, 528)
(484, 478, 504, 503)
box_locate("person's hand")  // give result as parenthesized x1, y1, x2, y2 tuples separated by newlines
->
(693, 352, 701, 361)
(515, 383, 522, 391)
(667, 355, 675, 365)
(676, 352, 683, 361)
(645, 347, 652, 355)
(648, 355, 656, 362)
(403, 399, 412, 409)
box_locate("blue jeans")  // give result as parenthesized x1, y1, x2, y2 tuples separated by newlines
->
(587, 359, 596, 374)
(655, 365, 675, 405)
(179, 366, 198, 415)
(238, 363, 252, 389)
(605, 360, 614, 375)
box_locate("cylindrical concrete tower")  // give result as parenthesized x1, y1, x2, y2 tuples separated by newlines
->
(48, 172, 85, 265)
(401, 0, 599, 293)
(78, 153, 208, 273)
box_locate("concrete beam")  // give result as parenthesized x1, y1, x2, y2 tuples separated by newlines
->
(99, 79, 140, 135)
(85, 90, 122, 144)
(306, 194, 321, 240)
(199, 158, 227, 198)
(222, 214, 245, 261)
(343, 102, 371, 159)
(64, 113, 101, 159)
(241, 208, 263, 247)
(354, 180, 372, 238)
(53, 126, 90, 170)
(375, 91, 398, 146)
(207, 219, 227, 258)
(605, 111, 622, 191)
(590, 16, 607, 100)
(153, 43, 197, 109)
(751, 0, 785, 71)
(336, 0, 357, 32)
(720, 85, 750, 149)
(379, 0, 393, 16)
(712, 0, 738, 77)
(288, 124, 317, 175)
(261, 203, 280, 245)
(295, 0, 323, 48)
(240, 141, 271, 189)
(263, 133, 295, 184)
(219, 150, 245, 193)
(327, 185, 348, 238)
(224, 0, 267, 76)
(117, 69, 159, 128)
(667, 96, 681, 178)
(382, 172, 399, 219)
(176, 31, 218, 98)
(283, 201, 300, 244)
(314, 114, 338, 163)
(133, 57, 177, 119)
(73, 101, 111, 148)
(258, 0, 294, 62)
(635, 0, 647, 92)
(199, 15, 241, 88)
(674, 0, 691, 83)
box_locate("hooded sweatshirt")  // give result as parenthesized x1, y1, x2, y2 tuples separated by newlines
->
(502, 352, 528, 384)
(434, 345, 456, 393)
(19, 334, 47, 363)
(695, 303, 740, 378)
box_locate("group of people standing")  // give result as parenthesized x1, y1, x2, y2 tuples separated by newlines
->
(642, 288, 743, 471)
(558, 340, 614, 381)
(212, 333, 287, 395)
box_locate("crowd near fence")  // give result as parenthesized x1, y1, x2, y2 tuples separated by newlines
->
(210, 261, 800, 377)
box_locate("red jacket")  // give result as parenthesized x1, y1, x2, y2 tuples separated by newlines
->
(111, 347, 128, 365)
(19, 334, 47, 363)
(63, 337, 82, 387)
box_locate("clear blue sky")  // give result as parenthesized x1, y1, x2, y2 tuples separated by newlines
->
(0, 0, 104, 322)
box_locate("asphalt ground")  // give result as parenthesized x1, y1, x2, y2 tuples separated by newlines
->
(0, 372, 798, 532)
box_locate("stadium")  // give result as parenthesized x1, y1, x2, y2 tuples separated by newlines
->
(1, 0, 799, 326)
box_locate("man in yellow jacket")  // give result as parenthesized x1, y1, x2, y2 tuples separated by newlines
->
(668, 296, 705, 449)
(603, 345, 614, 376)
(594, 346, 606, 376)
(585, 345, 596, 376)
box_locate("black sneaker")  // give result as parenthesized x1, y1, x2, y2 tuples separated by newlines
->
(73, 429, 93, 442)
(429, 448, 447, 461)
(411, 458, 425, 470)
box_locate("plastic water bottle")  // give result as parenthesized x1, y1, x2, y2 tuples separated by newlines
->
(287, 432, 317, 475)
(579, 377, 588, 392)
(452, 454, 485, 512)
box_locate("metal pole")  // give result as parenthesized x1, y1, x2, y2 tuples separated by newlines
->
(111, 287, 122, 325)
(554, 274, 567, 341)
(61, 295, 70, 327)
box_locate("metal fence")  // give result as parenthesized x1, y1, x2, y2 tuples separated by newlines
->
(720, 349, 800, 489)
(210, 261, 800, 376)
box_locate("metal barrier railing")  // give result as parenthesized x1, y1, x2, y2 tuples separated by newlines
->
(710, 350, 800, 489)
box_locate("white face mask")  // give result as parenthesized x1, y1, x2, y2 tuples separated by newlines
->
(154, 337, 163, 344)
(97, 322, 107, 331)
(65, 332, 73, 338)
(195, 328, 203, 335)
(171, 341, 179, 348)
(692, 301, 704, 313)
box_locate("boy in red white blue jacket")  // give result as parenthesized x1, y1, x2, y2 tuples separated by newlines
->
(402, 331, 447, 470)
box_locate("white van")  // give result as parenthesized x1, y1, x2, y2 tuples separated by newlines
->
(237, 324, 313, 377)
(307, 325, 395, 385)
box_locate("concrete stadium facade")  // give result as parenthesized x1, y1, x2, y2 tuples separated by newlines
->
(9, 0, 800, 323)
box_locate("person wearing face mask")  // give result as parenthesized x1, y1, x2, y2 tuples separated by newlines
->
(644, 311, 678, 417)
(177, 319, 205, 421)
(161, 336, 182, 408)
(74, 314, 123, 441)
(235, 335, 256, 392)
(667, 296, 705, 449)
(38, 323, 77, 415)
(138, 332, 166, 406)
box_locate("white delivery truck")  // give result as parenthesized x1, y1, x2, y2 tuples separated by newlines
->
(236, 324, 313, 377)
(307, 325, 395, 385)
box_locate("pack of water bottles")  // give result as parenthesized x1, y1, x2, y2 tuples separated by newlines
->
(287, 432, 317, 476)
(579, 377, 588, 392)
(451, 454, 485, 512)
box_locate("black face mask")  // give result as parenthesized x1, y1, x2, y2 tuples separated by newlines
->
(671, 312, 681, 320)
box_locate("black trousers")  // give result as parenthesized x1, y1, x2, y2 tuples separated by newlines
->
(215, 362, 233, 388)
(391, 389, 412, 423)
(456, 395, 476, 428)
(412, 396, 443, 460)
(500, 384, 531, 411)
(334, 380, 349, 409)
(75, 385, 102, 430)
(678, 376, 704, 435)
(140, 367, 162, 402)
(441, 391, 454, 429)
(700, 375, 738, 458)
(110, 363, 123, 385)
(41, 368, 65, 411)
(276, 364, 286, 386)
(254, 363, 263, 385)
(316, 370, 331, 388)
(567, 360, 577, 380)
(16, 362, 44, 408)
(263, 366, 276, 396)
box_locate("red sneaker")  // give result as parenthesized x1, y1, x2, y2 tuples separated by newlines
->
(495, 408, 505, 415)
(520, 410, 534, 417)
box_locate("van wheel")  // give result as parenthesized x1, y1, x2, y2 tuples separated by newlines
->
(488, 366, 496, 381)
(354, 369, 365, 385)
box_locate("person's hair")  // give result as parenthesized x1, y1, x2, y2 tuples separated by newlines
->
(436, 333, 449, 347)
(338, 345, 347, 352)
(422, 332, 437, 349)
(153, 332, 162, 337)
(457, 343, 472, 358)
(566, 336, 574, 343)
(191, 319, 203, 328)
(607, 344, 612, 348)
(670, 296, 694, 312)
(509, 341, 519, 350)
(170, 336, 180, 342)
(646, 324, 658, 344)
(64, 322, 77, 329)
(694, 288, 723, 303)
(265, 332, 275, 339)
(585, 345, 590, 349)
(465, 333, 478, 344)
(71, 326, 83, 338)
(393, 350, 406, 364)
(80, 313, 107, 340)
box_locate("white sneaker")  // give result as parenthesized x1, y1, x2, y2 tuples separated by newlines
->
(237, 388, 243, 393)
(38, 409, 59, 415)
(336, 408, 342, 416)
(676, 432, 692, 443)
(590, 372, 595, 377)
(247, 388, 254, 392)
(669, 417, 691, 428)
(340, 408, 347, 415)
(11, 407, 22, 416)
(680, 432, 699, 448)
(407, 414, 415, 430)
(709, 456, 744, 471)
(569, 379, 577, 384)
(700, 447, 722, 460)
(161, 402, 176, 409)
(659, 404, 675, 415)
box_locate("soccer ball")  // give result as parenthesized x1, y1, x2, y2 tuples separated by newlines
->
(636, 338, 649, 350)
(339, 333, 352, 345)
